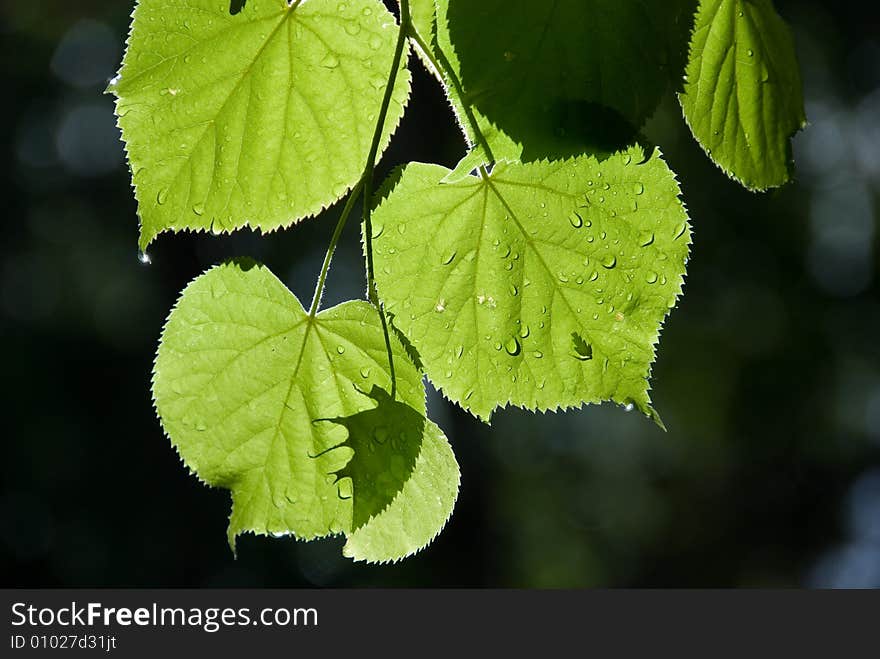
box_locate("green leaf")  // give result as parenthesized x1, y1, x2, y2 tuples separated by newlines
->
(153, 260, 458, 561)
(434, 0, 695, 161)
(678, 0, 806, 190)
(111, 0, 411, 250)
(371, 146, 690, 421)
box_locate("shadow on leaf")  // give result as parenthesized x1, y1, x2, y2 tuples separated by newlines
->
(322, 385, 425, 531)
(445, 0, 698, 161)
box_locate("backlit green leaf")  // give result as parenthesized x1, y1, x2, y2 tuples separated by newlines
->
(111, 0, 410, 249)
(678, 0, 806, 190)
(153, 260, 458, 561)
(371, 146, 691, 421)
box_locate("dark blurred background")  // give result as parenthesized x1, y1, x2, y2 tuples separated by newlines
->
(2, 0, 880, 588)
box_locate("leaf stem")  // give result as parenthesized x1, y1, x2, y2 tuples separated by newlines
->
(407, 19, 495, 166)
(308, 178, 363, 318)
(360, 0, 411, 399)
(308, 2, 417, 397)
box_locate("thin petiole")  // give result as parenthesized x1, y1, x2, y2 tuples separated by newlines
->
(306, 0, 410, 397)
(308, 178, 364, 319)
(356, 0, 412, 399)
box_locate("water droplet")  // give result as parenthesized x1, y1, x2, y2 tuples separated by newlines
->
(435, 298, 446, 313)
(520, 325, 530, 339)
(455, 345, 463, 358)
(633, 182, 645, 195)
(747, 49, 754, 57)
(344, 21, 361, 35)
(571, 332, 593, 361)
(320, 53, 340, 68)
(568, 211, 584, 228)
(359, 366, 371, 379)
(336, 345, 345, 354)
(639, 231, 655, 247)
(192, 203, 205, 216)
(369, 35, 382, 50)
(509, 284, 519, 297)
(645, 271, 658, 284)
(505, 336, 521, 356)
(494, 342, 502, 351)
(601, 255, 617, 269)
(674, 222, 687, 240)
(137, 250, 151, 265)
(442, 250, 456, 265)
(558, 272, 570, 283)
(156, 188, 169, 205)
(373, 427, 388, 444)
